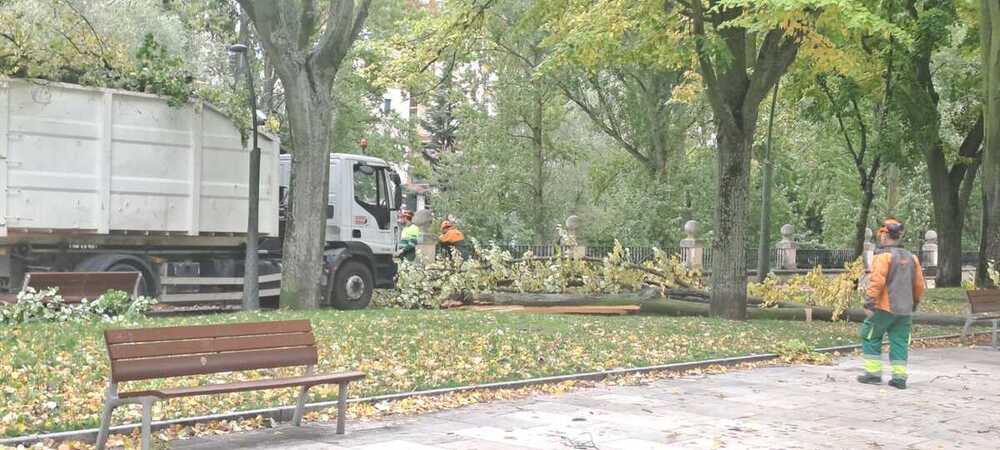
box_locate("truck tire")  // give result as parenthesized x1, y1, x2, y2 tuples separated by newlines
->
(329, 260, 373, 310)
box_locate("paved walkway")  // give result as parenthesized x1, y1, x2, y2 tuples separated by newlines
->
(173, 347, 1000, 450)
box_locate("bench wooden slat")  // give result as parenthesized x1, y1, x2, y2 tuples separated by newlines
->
(967, 290, 1000, 314)
(111, 346, 318, 382)
(118, 371, 365, 399)
(104, 320, 311, 344)
(108, 332, 315, 360)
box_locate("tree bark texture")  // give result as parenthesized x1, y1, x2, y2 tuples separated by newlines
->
(281, 82, 334, 308)
(979, 0, 1000, 287)
(711, 125, 755, 320)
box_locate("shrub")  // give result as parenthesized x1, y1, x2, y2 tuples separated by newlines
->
(748, 258, 866, 320)
(0, 288, 156, 324)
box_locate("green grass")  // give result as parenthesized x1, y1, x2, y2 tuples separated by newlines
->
(917, 288, 969, 315)
(0, 309, 962, 437)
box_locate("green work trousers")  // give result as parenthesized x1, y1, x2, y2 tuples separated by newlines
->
(860, 310, 912, 380)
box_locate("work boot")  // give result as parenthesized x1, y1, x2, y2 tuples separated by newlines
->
(888, 378, 907, 390)
(857, 373, 882, 385)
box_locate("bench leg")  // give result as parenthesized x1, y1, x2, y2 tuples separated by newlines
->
(962, 317, 974, 340)
(337, 381, 348, 435)
(292, 386, 310, 426)
(140, 398, 155, 450)
(95, 401, 114, 450)
(95, 383, 117, 450)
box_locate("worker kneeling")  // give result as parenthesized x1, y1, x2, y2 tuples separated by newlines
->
(858, 217, 925, 390)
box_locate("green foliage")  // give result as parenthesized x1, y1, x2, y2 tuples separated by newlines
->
(125, 34, 194, 106)
(748, 259, 867, 320)
(384, 241, 703, 309)
(988, 261, 1000, 288)
(0, 288, 156, 325)
(0, 0, 199, 103)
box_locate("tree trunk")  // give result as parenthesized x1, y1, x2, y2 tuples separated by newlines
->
(935, 206, 965, 286)
(979, 0, 1000, 287)
(852, 186, 875, 259)
(925, 139, 970, 287)
(711, 125, 755, 320)
(280, 74, 334, 309)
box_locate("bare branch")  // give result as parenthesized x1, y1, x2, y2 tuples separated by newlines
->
(817, 77, 861, 167)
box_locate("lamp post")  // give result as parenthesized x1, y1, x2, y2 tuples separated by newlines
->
(228, 43, 260, 310)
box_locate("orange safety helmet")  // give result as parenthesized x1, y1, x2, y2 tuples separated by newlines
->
(878, 217, 904, 239)
(440, 220, 453, 231)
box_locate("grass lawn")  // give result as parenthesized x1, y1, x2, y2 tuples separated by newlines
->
(915, 288, 969, 315)
(0, 308, 963, 437)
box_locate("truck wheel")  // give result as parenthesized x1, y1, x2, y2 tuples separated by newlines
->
(330, 260, 373, 310)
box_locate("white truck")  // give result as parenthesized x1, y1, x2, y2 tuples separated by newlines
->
(0, 78, 400, 308)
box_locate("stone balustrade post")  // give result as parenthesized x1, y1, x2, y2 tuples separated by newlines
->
(680, 220, 704, 270)
(775, 224, 797, 270)
(565, 215, 586, 258)
(922, 230, 939, 268)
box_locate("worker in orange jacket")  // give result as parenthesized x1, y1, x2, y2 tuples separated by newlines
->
(858, 217, 925, 390)
(438, 220, 465, 249)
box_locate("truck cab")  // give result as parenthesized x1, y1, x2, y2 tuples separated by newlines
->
(278, 153, 402, 309)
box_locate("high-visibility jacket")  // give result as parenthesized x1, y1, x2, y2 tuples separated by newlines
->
(439, 228, 465, 246)
(398, 224, 421, 261)
(865, 245, 925, 315)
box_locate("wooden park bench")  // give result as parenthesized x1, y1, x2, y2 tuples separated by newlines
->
(96, 320, 366, 450)
(962, 290, 1000, 351)
(0, 271, 142, 304)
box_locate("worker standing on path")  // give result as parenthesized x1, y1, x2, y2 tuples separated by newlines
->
(395, 211, 421, 262)
(857, 217, 926, 390)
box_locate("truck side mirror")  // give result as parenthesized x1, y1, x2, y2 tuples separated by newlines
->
(390, 172, 403, 210)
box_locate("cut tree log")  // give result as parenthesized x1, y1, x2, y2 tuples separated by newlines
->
(467, 291, 974, 326)
(469, 288, 662, 306)
(641, 300, 974, 326)
(458, 305, 641, 315)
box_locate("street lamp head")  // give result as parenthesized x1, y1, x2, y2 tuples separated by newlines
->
(228, 44, 249, 54)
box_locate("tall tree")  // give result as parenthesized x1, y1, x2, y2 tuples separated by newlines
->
(979, 0, 1000, 287)
(811, 69, 892, 259)
(682, 3, 802, 319)
(896, 0, 984, 287)
(236, 0, 372, 308)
